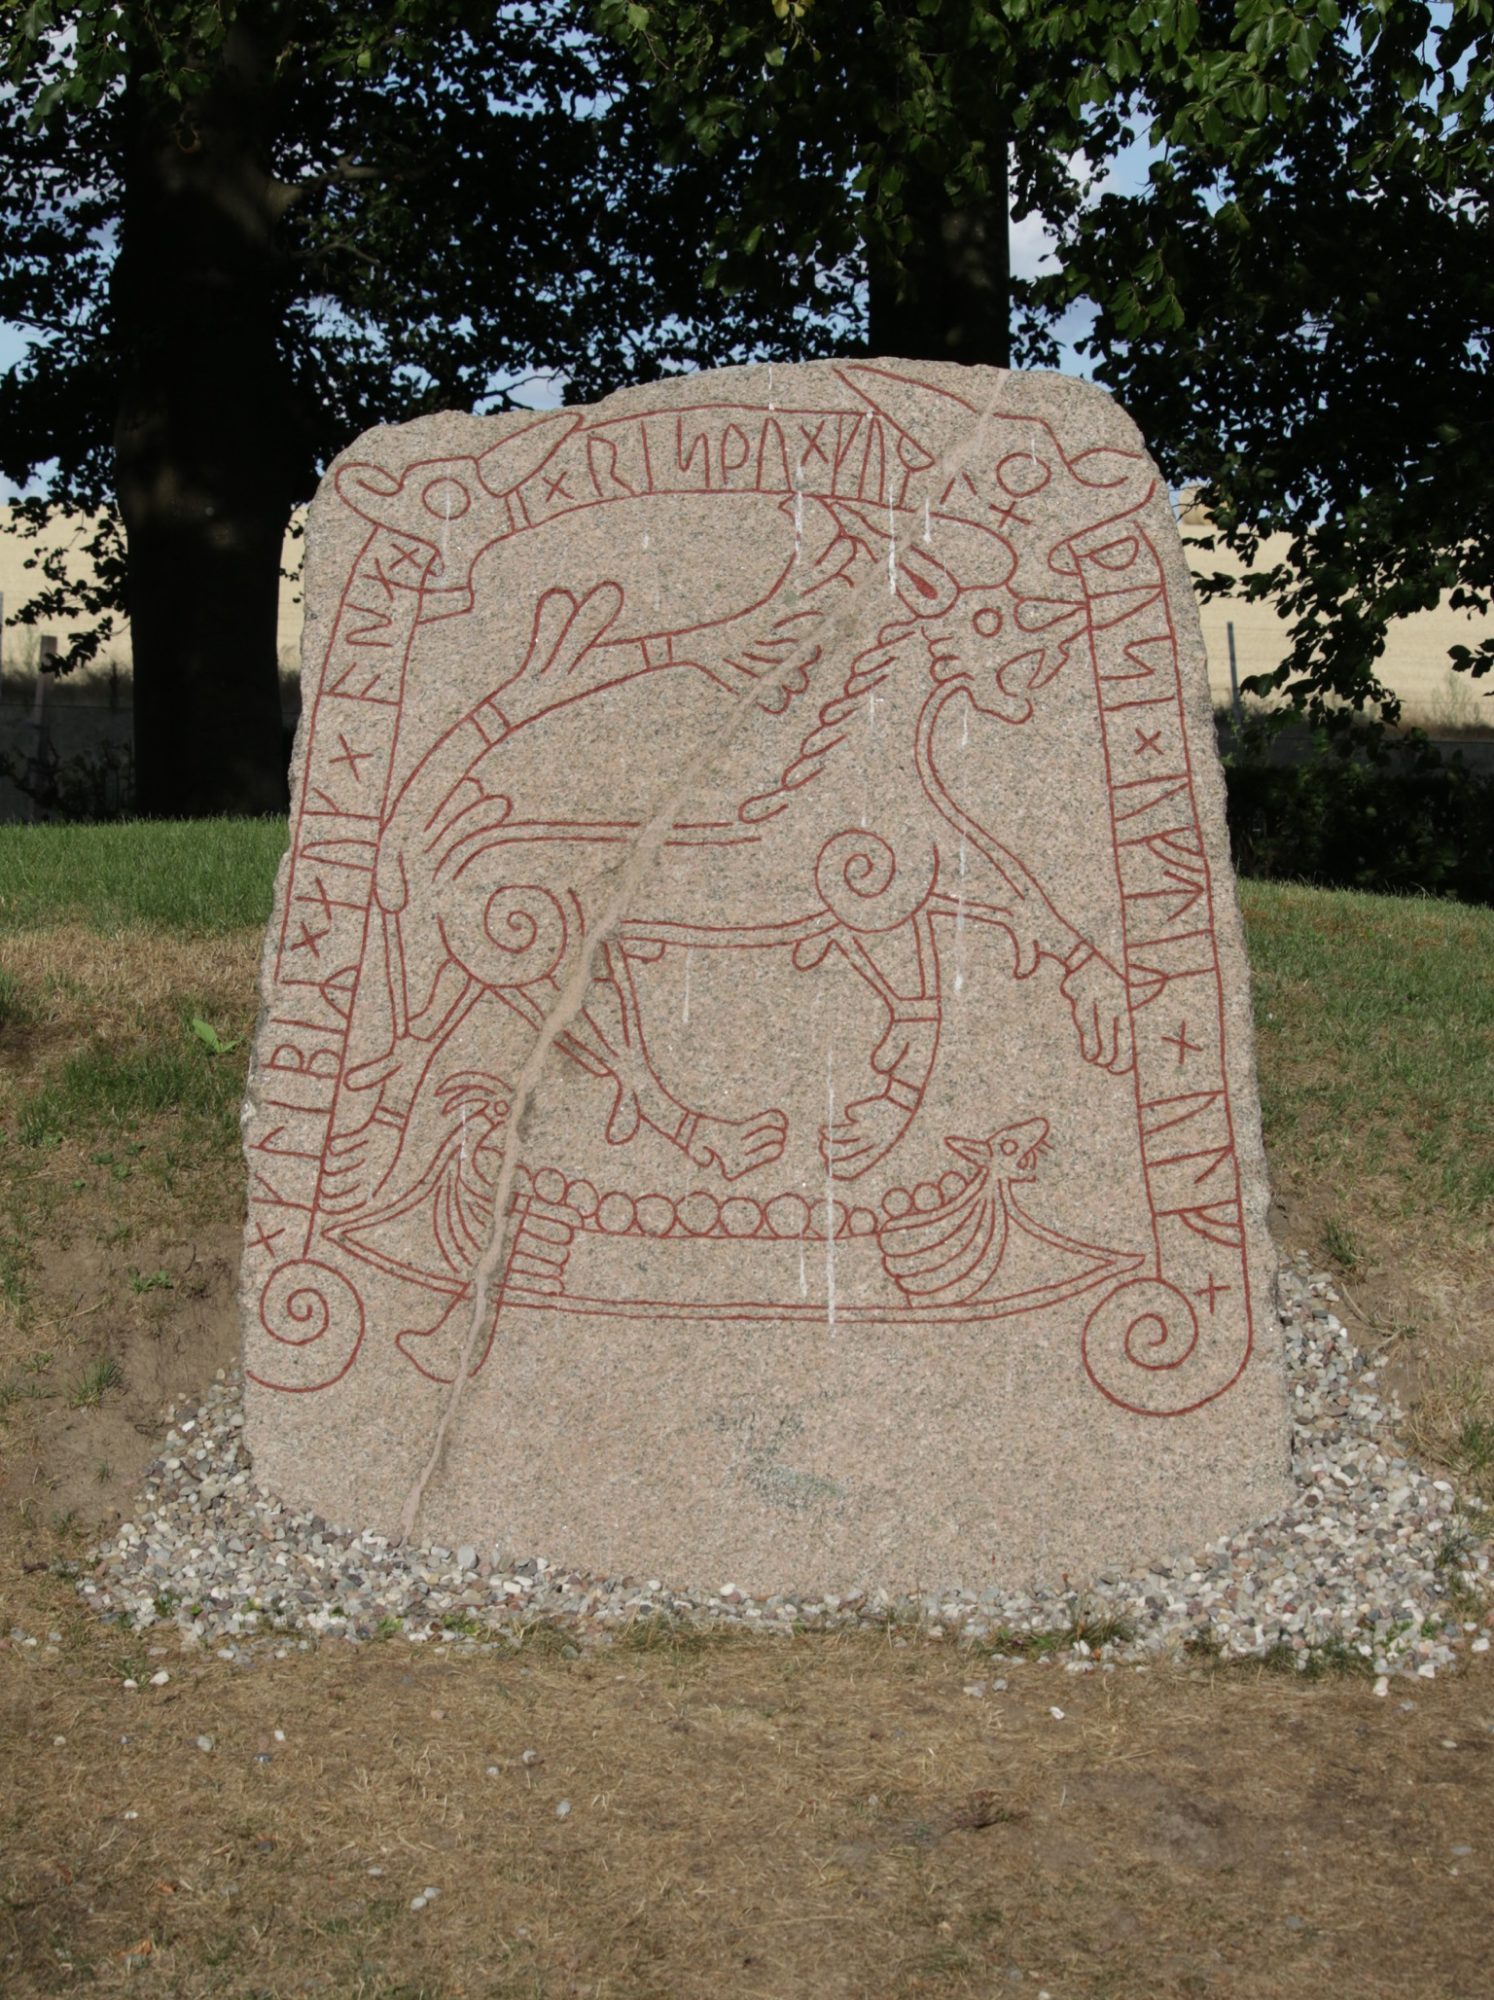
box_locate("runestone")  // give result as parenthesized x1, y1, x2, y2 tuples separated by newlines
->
(242, 360, 1291, 1593)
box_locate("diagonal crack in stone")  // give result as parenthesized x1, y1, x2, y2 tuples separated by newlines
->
(394, 387, 1047, 1544)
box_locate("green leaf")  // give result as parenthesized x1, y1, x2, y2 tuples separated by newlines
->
(190, 1017, 239, 1057)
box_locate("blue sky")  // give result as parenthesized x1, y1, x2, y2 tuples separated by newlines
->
(0, 135, 1142, 502)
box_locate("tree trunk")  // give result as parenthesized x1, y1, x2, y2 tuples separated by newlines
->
(114, 13, 298, 818)
(866, 141, 1012, 369)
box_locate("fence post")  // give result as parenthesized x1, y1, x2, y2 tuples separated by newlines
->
(1226, 619, 1242, 728)
(27, 635, 59, 820)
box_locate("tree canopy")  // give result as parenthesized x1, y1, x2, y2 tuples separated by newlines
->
(1057, 0, 1494, 725)
(604, 0, 1494, 730)
(3, 0, 1491, 816)
(0, 0, 842, 811)
(596, 0, 1149, 367)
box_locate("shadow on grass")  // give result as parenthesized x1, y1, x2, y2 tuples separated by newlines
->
(18, 1038, 244, 1148)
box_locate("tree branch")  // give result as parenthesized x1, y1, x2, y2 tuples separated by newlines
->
(270, 152, 401, 216)
(293, 236, 381, 270)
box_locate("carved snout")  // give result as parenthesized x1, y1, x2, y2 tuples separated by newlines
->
(950, 1117, 1049, 1182)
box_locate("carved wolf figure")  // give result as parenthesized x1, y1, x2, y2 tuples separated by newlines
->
(317, 368, 1154, 1241)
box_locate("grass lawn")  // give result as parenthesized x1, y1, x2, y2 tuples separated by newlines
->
(1245, 879, 1494, 1220)
(0, 826, 1491, 1998)
(0, 817, 287, 935)
(1240, 880, 1494, 1483)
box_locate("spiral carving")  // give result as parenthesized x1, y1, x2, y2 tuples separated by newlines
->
(249, 1260, 365, 1393)
(815, 829, 935, 934)
(440, 882, 572, 991)
(1081, 1277, 1221, 1417)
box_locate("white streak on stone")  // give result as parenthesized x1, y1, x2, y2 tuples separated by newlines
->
(954, 840, 967, 998)
(825, 1049, 837, 1336)
(396, 605, 832, 1542)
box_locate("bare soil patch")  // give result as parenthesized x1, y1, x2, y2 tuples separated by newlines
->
(1271, 1171, 1494, 1437)
(1, 927, 253, 1539)
(9, 1214, 242, 1530)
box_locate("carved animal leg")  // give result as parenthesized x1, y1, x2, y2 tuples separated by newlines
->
(819, 916, 943, 1179)
(323, 903, 486, 1220)
(933, 889, 1136, 1076)
(553, 942, 788, 1181)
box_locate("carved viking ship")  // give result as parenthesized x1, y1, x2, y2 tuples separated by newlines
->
(877, 1119, 1052, 1306)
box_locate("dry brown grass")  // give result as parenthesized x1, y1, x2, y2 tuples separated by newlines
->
(0, 924, 257, 1053)
(2, 912, 1492, 1999)
(3, 1617, 1493, 1998)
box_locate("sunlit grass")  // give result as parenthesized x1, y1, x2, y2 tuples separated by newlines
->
(18, 1038, 244, 1150)
(0, 817, 288, 934)
(1241, 880, 1494, 1219)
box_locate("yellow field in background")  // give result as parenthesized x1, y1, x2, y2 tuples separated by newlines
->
(0, 509, 305, 687)
(3, 503, 1491, 731)
(1179, 502, 1492, 731)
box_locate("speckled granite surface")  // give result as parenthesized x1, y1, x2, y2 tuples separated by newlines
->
(242, 361, 1290, 1594)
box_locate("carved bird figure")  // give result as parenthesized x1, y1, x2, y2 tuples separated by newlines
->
(878, 1117, 1053, 1306)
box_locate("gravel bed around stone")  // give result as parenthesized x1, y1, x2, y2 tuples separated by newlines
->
(43, 1257, 1491, 1682)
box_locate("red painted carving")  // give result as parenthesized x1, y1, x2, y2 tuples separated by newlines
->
(244, 366, 1257, 1419)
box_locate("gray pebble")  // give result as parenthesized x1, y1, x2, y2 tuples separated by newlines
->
(77, 1257, 1489, 1682)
